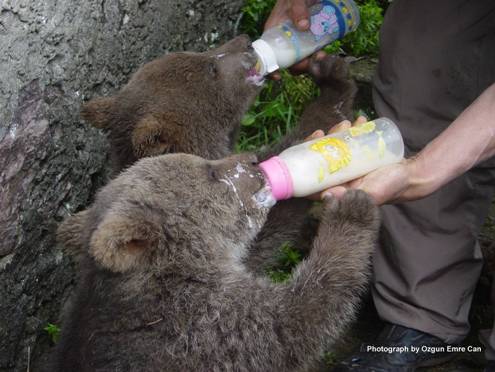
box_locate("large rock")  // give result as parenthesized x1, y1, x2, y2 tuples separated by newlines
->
(0, 0, 243, 370)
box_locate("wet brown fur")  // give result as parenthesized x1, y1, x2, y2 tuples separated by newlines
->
(63, 45, 358, 272)
(54, 39, 369, 371)
(54, 152, 379, 372)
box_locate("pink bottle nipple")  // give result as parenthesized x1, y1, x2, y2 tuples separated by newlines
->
(258, 156, 294, 200)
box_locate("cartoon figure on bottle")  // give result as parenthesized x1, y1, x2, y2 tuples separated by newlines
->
(310, 5, 339, 41)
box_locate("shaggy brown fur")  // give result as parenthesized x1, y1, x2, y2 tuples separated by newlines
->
(71, 46, 357, 272)
(80, 36, 355, 171)
(54, 153, 379, 372)
(81, 35, 262, 172)
(54, 41, 368, 370)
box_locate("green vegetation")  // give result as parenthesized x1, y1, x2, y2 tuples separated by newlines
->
(44, 322, 61, 344)
(266, 242, 303, 282)
(236, 71, 318, 152)
(237, 0, 386, 153)
(239, 0, 387, 280)
(323, 351, 339, 366)
(240, 0, 277, 39)
(324, 0, 384, 56)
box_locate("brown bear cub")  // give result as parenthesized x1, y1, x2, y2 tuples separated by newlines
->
(54, 35, 370, 371)
(81, 35, 263, 172)
(54, 152, 379, 372)
(80, 35, 356, 172)
(77, 35, 357, 273)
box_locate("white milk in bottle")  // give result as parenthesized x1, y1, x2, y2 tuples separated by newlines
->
(258, 118, 404, 200)
(252, 0, 360, 75)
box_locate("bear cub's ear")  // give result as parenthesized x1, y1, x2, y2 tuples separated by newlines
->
(89, 210, 162, 272)
(57, 210, 90, 252)
(81, 97, 116, 129)
(132, 115, 175, 158)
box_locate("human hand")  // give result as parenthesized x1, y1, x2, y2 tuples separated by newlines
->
(264, 0, 322, 80)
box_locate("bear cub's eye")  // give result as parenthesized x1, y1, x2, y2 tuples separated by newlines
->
(208, 61, 218, 78)
(207, 165, 220, 181)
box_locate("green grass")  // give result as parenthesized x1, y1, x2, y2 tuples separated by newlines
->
(240, 0, 277, 40)
(238, 0, 386, 281)
(324, 0, 384, 56)
(235, 70, 318, 152)
(266, 242, 303, 283)
(238, 0, 385, 153)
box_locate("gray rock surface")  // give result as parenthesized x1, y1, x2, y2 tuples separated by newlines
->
(0, 0, 243, 370)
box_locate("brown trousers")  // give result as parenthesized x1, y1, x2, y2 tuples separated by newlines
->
(371, 0, 495, 356)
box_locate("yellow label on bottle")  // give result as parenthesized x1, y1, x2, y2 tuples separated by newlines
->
(349, 121, 376, 137)
(310, 137, 351, 174)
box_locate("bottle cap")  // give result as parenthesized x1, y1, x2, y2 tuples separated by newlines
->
(258, 156, 293, 200)
(252, 39, 279, 76)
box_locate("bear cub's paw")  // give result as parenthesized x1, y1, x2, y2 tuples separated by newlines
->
(323, 190, 380, 230)
(308, 54, 350, 86)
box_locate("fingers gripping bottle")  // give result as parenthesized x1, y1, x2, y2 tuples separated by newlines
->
(252, 0, 360, 75)
(259, 118, 405, 200)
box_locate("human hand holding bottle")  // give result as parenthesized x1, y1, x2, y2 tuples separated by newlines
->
(264, 0, 326, 79)
(307, 117, 423, 205)
(317, 82, 495, 205)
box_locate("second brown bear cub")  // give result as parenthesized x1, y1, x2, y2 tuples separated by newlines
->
(78, 34, 358, 273)
(81, 35, 263, 172)
(81, 35, 356, 171)
(54, 151, 379, 371)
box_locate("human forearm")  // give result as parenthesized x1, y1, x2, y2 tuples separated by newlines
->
(321, 85, 495, 205)
(412, 83, 495, 195)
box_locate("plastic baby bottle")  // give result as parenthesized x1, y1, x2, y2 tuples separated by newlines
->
(252, 0, 360, 75)
(258, 118, 404, 200)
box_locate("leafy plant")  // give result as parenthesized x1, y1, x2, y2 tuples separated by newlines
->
(236, 70, 318, 152)
(238, 0, 386, 151)
(240, 0, 277, 39)
(266, 242, 303, 283)
(324, 0, 384, 56)
(44, 322, 61, 344)
(344, 0, 384, 56)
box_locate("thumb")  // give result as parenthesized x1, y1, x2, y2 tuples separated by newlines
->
(290, 0, 310, 30)
(321, 185, 348, 200)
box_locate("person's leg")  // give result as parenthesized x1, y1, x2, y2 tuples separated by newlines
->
(374, 166, 495, 344)
(331, 0, 495, 369)
(332, 167, 495, 372)
(370, 0, 495, 349)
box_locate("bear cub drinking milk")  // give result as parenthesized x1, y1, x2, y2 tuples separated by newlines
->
(73, 34, 359, 274)
(54, 152, 379, 372)
(53, 36, 377, 371)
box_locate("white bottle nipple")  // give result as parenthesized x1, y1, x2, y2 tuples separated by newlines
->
(252, 39, 279, 75)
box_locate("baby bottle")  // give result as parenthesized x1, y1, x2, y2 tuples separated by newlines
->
(252, 0, 360, 75)
(258, 118, 404, 200)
